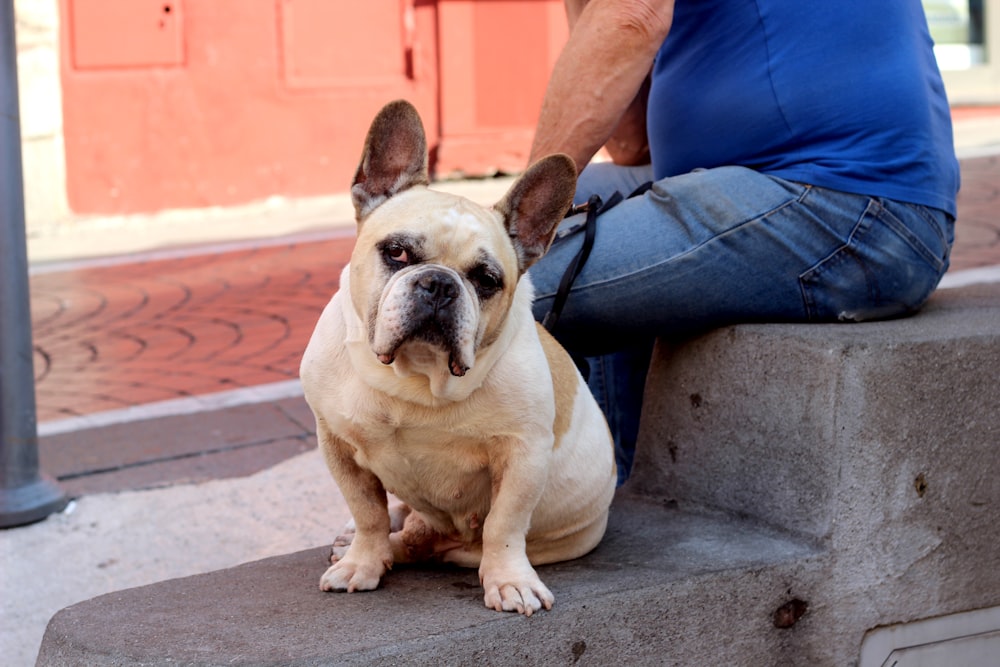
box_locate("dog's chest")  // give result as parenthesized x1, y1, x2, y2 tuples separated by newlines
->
(332, 408, 493, 516)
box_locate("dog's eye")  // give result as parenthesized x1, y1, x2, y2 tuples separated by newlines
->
(384, 243, 410, 265)
(469, 266, 503, 299)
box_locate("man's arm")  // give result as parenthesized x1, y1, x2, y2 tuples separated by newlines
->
(604, 74, 651, 166)
(529, 0, 674, 172)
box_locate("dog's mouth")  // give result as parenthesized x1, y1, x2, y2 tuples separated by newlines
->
(377, 349, 468, 377)
(374, 319, 472, 377)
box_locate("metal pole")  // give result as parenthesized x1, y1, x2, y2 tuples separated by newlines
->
(0, 0, 67, 527)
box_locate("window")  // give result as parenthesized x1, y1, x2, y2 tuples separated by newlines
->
(926, 0, 1000, 101)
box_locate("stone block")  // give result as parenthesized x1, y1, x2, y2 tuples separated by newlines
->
(631, 283, 1000, 545)
(36, 494, 820, 666)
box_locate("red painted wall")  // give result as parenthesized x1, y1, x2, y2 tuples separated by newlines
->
(435, 0, 566, 176)
(60, 0, 566, 215)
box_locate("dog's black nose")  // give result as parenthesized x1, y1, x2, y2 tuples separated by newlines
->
(416, 272, 458, 310)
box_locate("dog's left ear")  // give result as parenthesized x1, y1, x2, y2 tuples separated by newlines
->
(495, 154, 577, 273)
(352, 99, 431, 221)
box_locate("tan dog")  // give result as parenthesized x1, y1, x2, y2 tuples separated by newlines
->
(300, 100, 616, 616)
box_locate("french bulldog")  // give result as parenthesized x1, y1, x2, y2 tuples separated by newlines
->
(299, 99, 616, 616)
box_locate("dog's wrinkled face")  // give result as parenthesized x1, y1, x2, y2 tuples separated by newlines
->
(347, 100, 576, 378)
(350, 189, 520, 377)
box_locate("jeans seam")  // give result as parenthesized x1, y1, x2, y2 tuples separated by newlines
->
(872, 199, 945, 271)
(797, 199, 875, 319)
(911, 203, 948, 249)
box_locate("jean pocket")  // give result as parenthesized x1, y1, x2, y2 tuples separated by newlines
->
(799, 198, 950, 322)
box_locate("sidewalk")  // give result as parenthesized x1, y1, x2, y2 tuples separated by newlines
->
(4, 116, 1000, 666)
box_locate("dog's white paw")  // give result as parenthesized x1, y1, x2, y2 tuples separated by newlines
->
(481, 566, 554, 616)
(319, 557, 387, 593)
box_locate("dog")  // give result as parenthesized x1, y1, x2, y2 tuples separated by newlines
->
(299, 99, 616, 616)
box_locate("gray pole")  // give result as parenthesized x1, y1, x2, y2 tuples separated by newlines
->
(0, 0, 67, 527)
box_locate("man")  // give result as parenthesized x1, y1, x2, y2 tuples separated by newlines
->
(527, 0, 959, 481)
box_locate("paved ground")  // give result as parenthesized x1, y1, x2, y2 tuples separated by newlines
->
(30, 239, 348, 422)
(3, 115, 1000, 665)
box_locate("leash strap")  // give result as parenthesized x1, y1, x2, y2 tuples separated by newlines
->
(541, 180, 652, 380)
(542, 181, 652, 334)
(542, 193, 606, 333)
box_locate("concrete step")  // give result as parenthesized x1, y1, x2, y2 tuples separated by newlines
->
(634, 282, 1000, 541)
(36, 493, 820, 666)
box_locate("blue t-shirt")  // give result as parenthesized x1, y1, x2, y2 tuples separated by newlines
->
(647, 0, 960, 216)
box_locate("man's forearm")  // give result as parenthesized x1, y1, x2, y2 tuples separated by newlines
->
(529, 0, 673, 172)
(604, 74, 651, 166)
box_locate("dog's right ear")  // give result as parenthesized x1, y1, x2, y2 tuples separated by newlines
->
(495, 153, 577, 274)
(351, 100, 430, 221)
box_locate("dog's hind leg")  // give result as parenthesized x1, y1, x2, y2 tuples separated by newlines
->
(389, 510, 472, 566)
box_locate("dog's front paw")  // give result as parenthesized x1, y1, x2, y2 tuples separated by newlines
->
(330, 504, 412, 565)
(319, 556, 388, 593)
(481, 565, 554, 616)
(321, 529, 392, 593)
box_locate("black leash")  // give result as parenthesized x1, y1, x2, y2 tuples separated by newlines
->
(541, 193, 610, 334)
(541, 180, 653, 379)
(542, 181, 652, 334)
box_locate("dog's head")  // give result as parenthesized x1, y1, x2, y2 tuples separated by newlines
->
(347, 100, 576, 379)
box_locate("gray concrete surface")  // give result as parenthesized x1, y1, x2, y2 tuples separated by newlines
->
(36, 494, 821, 666)
(633, 281, 1000, 540)
(0, 448, 349, 667)
(29, 282, 1000, 666)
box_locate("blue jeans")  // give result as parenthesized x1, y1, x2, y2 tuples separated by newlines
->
(529, 163, 955, 483)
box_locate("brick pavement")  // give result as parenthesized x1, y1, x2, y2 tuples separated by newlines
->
(949, 154, 1000, 271)
(26, 152, 1000, 494)
(31, 236, 352, 423)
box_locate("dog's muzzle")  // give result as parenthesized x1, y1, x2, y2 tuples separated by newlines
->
(371, 266, 477, 377)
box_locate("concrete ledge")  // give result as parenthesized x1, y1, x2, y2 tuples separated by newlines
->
(36, 494, 819, 666)
(628, 282, 1000, 663)
(632, 282, 1000, 541)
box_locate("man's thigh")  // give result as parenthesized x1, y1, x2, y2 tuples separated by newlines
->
(529, 166, 865, 353)
(572, 162, 655, 205)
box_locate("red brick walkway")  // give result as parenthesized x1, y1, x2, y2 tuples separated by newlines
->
(31, 237, 353, 422)
(949, 154, 1000, 271)
(29, 155, 1000, 424)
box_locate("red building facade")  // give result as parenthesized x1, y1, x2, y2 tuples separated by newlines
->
(60, 0, 567, 215)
